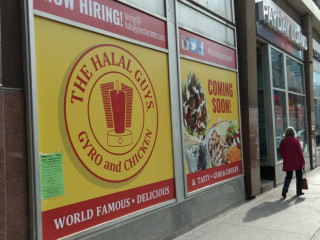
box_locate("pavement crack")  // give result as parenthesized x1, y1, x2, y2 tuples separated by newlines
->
(311, 225, 320, 239)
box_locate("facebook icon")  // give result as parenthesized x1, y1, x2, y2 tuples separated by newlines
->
(198, 41, 204, 55)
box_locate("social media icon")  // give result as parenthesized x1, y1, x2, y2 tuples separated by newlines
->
(190, 38, 197, 53)
(198, 41, 204, 55)
(181, 35, 189, 51)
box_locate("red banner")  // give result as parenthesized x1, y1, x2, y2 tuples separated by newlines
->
(179, 28, 237, 69)
(34, 0, 167, 49)
(187, 161, 242, 192)
(297, 105, 304, 130)
(42, 179, 175, 240)
(274, 105, 283, 127)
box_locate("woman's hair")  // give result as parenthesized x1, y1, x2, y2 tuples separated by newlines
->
(284, 126, 296, 138)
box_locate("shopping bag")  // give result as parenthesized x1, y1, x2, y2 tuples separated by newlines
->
(301, 178, 308, 190)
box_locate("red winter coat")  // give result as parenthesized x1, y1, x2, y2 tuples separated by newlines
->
(279, 137, 305, 171)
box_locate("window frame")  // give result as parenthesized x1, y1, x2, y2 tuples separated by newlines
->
(314, 70, 320, 149)
(269, 46, 307, 164)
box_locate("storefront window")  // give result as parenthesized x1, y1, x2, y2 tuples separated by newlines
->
(120, 0, 165, 16)
(178, 2, 235, 47)
(287, 57, 304, 93)
(314, 71, 320, 148)
(271, 48, 307, 161)
(289, 94, 308, 153)
(314, 71, 320, 98)
(190, 0, 234, 22)
(274, 90, 287, 161)
(257, 50, 268, 162)
(314, 99, 320, 148)
(271, 48, 285, 89)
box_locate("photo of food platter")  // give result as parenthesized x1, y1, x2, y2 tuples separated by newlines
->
(182, 68, 241, 174)
(182, 68, 209, 141)
(179, 35, 242, 192)
(205, 119, 241, 166)
(182, 68, 210, 173)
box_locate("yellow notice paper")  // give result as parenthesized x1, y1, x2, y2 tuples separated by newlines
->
(40, 153, 64, 200)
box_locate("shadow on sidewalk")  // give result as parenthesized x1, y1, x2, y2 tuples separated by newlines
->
(243, 195, 305, 222)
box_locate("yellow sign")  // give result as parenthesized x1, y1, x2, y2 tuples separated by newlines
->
(180, 59, 239, 129)
(180, 58, 242, 187)
(65, 45, 158, 182)
(35, 17, 174, 212)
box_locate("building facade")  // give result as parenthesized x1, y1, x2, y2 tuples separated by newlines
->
(1, 0, 320, 239)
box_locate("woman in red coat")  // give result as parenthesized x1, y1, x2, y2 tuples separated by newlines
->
(279, 127, 305, 198)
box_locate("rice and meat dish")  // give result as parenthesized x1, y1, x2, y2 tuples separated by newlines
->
(182, 69, 209, 141)
(182, 69, 210, 172)
(207, 120, 241, 166)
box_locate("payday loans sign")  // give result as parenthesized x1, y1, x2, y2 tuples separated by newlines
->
(256, 0, 307, 50)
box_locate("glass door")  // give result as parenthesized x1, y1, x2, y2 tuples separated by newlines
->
(257, 47, 268, 164)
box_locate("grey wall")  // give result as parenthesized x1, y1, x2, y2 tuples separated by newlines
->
(0, 1, 29, 239)
(80, 179, 245, 240)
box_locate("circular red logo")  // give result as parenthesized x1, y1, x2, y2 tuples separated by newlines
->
(64, 45, 158, 182)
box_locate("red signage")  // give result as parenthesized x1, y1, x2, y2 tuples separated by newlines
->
(34, 0, 167, 49)
(42, 179, 175, 240)
(274, 105, 283, 127)
(179, 28, 237, 70)
(297, 104, 304, 129)
(64, 44, 159, 182)
(187, 161, 242, 192)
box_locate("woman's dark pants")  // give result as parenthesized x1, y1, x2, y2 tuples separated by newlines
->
(283, 169, 303, 195)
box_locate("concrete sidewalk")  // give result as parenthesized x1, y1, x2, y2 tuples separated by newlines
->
(174, 167, 320, 240)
